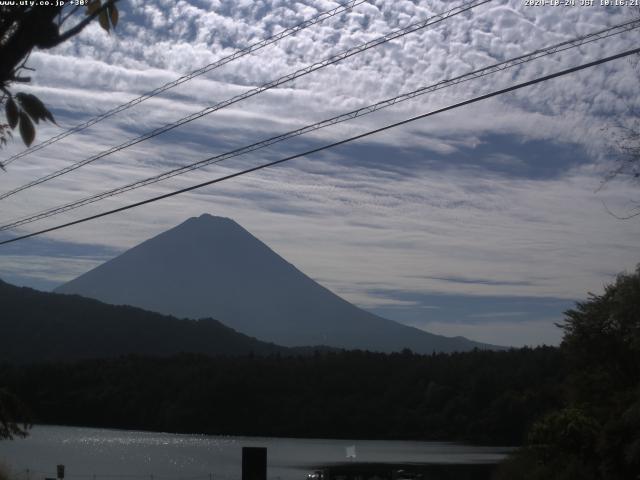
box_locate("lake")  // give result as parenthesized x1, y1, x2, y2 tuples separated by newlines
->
(0, 426, 512, 480)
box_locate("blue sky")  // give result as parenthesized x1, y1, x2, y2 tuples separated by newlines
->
(1, 0, 639, 347)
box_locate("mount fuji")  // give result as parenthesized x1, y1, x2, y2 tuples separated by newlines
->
(56, 214, 494, 353)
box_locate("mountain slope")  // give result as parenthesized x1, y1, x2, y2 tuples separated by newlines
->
(56, 214, 493, 353)
(0, 279, 290, 363)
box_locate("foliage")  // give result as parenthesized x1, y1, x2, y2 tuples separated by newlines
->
(495, 265, 640, 479)
(0, 0, 119, 150)
(0, 346, 565, 445)
(561, 266, 640, 386)
(0, 0, 122, 433)
(0, 388, 30, 440)
(493, 448, 598, 480)
(601, 58, 640, 219)
(604, 117, 640, 193)
(527, 408, 599, 457)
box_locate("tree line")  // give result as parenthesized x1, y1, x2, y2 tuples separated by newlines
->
(1, 266, 638, 479)
(0, 346, 564, 446)
(494, 265, 640, 480)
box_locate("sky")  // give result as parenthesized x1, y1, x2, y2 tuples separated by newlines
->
(1, 0, 639, 347)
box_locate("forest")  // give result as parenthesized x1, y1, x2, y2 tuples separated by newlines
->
(0, 266, 638, 479)
(0, 346, 564, 445)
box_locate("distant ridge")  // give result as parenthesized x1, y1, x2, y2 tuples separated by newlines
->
(56, 214, 496, 353)
(0, 279, 294, 363)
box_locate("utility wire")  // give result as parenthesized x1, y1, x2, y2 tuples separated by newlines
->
(0, 0, 368, 168)
(1, 19, 637, 232)
(1, 45, 638, 247)
(0, 0, 491, 201)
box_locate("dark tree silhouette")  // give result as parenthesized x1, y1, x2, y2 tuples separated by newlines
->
(601, 114, 640, 219)
(0, 0, 120, 150)
(495, 265, 640, 479)
(599, 42, 640, 220)
(0, 1, 121, 436)
(0, 388, 30, 440)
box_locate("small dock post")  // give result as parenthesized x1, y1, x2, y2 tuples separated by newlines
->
(242, 447, 266, 480)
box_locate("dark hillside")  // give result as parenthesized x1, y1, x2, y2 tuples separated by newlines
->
(0, 279, 290, 362)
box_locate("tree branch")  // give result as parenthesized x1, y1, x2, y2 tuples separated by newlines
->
(56, 0, 120, 44)
(60, 4, 82, 25)
(601, 200, 640, 220)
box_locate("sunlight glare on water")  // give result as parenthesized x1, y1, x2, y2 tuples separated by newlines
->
(0, 425, 511, 480)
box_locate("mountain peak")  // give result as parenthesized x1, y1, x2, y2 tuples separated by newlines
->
(181, 214, 238, 229)
(194, 213, 233, 223)
(56, 217, 495, 353)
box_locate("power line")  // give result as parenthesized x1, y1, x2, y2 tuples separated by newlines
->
(1, 19, 637, 232)
(0, 0, 491, 201)
(0, 0, 368, 167)
(1, 45, 638, 247)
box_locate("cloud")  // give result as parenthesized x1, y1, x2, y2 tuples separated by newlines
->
(408, 275, 534, 287)
(1, 0, 639, 347)
(0, 255, 105, 290)
(414, 318, 564, 347)
(468, 311, 527, 318)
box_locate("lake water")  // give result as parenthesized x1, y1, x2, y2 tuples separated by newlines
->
(0, 426, 512, 480)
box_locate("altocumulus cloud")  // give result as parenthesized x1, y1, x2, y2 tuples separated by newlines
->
(0, 0, 639, 346)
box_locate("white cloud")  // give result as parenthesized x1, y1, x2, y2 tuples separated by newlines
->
(0, 255, 104, 284)
(1, 0, 640, 346)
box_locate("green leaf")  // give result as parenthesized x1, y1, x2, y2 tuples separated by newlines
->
(86, 0, 101, 15)
(109, 4, 119, 28)
(99, 9, 110, 31)
(18, 111, 35, 147)
(15, 93, 55, 125)
(43, 107, 56, 124)
(5, 97, 18, 129)
(16, 93, 45, 123)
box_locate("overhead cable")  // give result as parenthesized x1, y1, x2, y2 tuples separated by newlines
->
(1, 45, 638, 246)
(0, 0, 369, 167)
(0, 0, 491, 201)
(1, 18, 638, 232)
